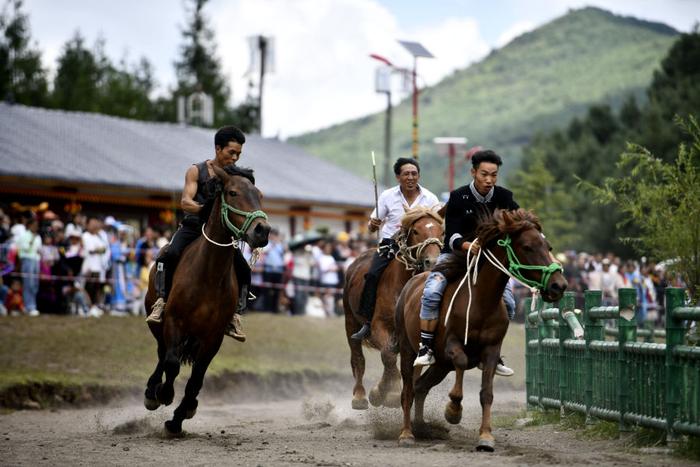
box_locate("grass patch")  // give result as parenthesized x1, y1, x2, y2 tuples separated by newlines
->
(675, 436, 700, 461)
(0, 313, 363, 407)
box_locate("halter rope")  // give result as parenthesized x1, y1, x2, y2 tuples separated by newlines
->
(444, 234, 563, 345)
(396, 227, 444, 271)
(201, 192, 269, 266)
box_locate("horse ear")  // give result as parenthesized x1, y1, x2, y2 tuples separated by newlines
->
(436, 203, 447, 219)
(211, 164, 229, 181)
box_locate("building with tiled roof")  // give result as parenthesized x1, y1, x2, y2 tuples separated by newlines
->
(0, 103, 376, 236)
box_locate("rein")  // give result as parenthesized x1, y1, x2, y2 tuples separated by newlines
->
(444, 233, 563, 346)
(396, 227, 444, 272)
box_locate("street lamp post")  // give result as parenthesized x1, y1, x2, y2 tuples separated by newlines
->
(398, 40, 433, 161)
(370, 55, 395, 187)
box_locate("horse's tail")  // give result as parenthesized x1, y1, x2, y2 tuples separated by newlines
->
(176, 336, 200, 366)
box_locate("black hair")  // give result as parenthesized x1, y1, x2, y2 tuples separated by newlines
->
(471, 150, 503, 168)
(393, 157, 420, 175)
(215, 126, 246, 149)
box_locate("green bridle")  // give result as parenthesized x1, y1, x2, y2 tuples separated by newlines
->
(497, 235, 563, 290)
(219, 192, 268, 240)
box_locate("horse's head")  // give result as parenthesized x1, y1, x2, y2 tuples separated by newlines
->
(398, 205, 445, 272)
(477, 209, 567, 303)
(210, 164, 271, 248)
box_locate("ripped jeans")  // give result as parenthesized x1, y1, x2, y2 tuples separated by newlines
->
(419, 253, 516, 321)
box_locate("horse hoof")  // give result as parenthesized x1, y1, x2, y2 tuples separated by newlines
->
(398, 434, 415, 447)
(475, 438, 495, 452)
(144, 397, 160, 411)
(164, 420, 182, 436)
(383, 392, 401, 408)
(351, 398, 369, 410)
(444, 402, 462, 424)
(368, 387, 384, 407)
(156, 383, 174, 406)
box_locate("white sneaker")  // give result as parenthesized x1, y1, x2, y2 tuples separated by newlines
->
(496, 362, 514, 377)
(478, 359, 515, 377)
(88, 306, 103, 318)
(413, 343, 435, 367)
(28, 309, 40, 316)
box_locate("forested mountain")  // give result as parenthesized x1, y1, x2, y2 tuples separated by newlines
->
(291, 7, 678, 191)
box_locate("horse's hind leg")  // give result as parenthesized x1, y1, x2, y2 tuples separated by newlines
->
(345, 307, 368, 410)
(165, 348, 217, 435)
(372, 330, 401, 408)
(144, 338, 165, 410)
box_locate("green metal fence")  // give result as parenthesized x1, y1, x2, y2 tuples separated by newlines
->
(525, 287, 700, 439)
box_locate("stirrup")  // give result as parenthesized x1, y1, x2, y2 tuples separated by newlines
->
(146, 297, 165, 324)
(350, 322, 371, 340)
(225, 313, 246, 342)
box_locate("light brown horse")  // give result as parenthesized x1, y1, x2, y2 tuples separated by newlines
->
(395, 209, 566, 450)
(343, 206, 445, 410)
(143, 164, 270, 435)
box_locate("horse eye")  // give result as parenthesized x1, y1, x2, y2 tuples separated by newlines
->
(228, 190, 238, 197)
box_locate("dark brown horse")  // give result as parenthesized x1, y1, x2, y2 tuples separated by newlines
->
(395, 209, 566, 450)
(343, 206, 445, 410)
(143, 164, 270, 435)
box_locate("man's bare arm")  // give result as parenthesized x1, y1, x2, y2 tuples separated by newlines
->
(181, 165, 202, 214)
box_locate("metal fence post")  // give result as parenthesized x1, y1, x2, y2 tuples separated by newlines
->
(584, 290, 602, 425)
(524, 296, 535, 409)
(665, 287, 685, 442)
(558, 292, 575, 415)
(617, 288, 637, 433)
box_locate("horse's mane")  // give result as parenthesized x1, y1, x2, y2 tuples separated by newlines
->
(400, 205, 444, 232)
(476, 209, 541, 247)
(198, 165, 256, 223)
(433, 209, 541, 281)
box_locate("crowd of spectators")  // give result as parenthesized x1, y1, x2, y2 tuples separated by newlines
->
(0, 207, 373, 318)
(0, 207, 689, 327)
(513, 251, 688, 327)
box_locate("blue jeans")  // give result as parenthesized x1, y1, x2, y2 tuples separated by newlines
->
(419, 253, 516, 321)
(21, 258, 39, 311)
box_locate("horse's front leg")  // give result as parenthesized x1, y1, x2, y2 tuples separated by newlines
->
(444, 368, 464, 424)
(444, 337, 467, 424)
(413, 363, 450, 425)
(156, 318, 181, 407)
(144, 337, 165, 410)
(476, 345, 500, 452)
(166, 342, 219, 435)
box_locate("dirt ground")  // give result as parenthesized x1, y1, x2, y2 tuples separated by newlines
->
(1, 376, 694, 467)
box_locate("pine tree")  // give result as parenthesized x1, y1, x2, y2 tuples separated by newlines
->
(52, 31, 102, 112)
(0, 0, 48, 105)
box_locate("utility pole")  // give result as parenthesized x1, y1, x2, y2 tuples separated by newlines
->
(257, 36, 267, 134)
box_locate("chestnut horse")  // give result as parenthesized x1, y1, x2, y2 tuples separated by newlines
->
(395, 209, 566, 450)
(143, 164, 271, 435)
(343, 206, 444, 410)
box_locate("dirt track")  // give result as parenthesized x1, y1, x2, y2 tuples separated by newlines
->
(1, 377, 693, 467)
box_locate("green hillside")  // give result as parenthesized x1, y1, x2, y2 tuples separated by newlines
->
(290, 7, 677, 192)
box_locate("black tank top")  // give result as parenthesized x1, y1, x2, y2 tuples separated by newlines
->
(183, 160, 212, 225)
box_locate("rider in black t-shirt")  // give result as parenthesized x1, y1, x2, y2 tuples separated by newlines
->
(413, 150, 519, 375)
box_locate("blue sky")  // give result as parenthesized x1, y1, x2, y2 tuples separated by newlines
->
(18, 0, 700, 137)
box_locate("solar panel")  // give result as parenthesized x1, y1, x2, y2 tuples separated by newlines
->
(398, 40, 434, 58)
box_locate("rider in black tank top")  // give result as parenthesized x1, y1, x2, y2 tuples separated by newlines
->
(146, 127, 252, 342)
